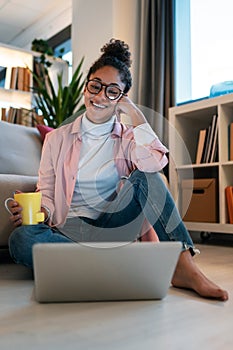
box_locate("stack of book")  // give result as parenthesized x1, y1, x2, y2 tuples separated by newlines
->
(6, 66, 31, 91)
(195, 114, 218, 164)
(0, 107, 42, 126)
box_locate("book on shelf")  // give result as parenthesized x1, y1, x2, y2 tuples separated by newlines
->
(10, 67, 18, 89)
(205, 114, 218, 163)
(17, 108, 35, 126)
(17, 67, 25, 91)
(23, 67, 31, 91)
(0, 107, 7, 121)
(196, 114, 218, 164)
(2, 107, 37, 126)
(201, 125, 211, 163)
(209, 115, 218, 163)
(195, 129, 207, 164)
(7, 107, 17, 123)
(7, 66, 31, 91)
(33, 59, 50, 92)
(225, 186, 233, 224)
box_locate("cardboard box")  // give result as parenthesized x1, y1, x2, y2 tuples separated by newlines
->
(182, 178, 217, 223)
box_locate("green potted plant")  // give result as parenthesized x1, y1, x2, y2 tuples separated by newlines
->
(31, 39, 85, 128)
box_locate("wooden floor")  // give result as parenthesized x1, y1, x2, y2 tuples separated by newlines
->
(0, 233, 233, 350)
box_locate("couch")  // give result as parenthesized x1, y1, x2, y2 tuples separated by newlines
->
(0, 121, 42, 247)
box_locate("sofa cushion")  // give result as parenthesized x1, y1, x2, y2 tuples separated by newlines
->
(0, 121, 42, 176)
(37, 124, 54, 142)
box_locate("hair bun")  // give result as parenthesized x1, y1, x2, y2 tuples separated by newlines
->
(100, 38, 132, 68)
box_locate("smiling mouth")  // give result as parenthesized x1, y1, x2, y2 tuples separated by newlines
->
(92, 102, 107, 109)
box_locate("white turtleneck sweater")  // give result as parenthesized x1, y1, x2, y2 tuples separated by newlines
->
(67, 114, 158, 219)
(68, 114, 120, 219)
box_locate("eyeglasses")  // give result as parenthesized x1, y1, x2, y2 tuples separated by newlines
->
(86, 80, 125, 100)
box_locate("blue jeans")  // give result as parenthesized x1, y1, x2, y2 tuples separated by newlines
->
(8, 170, 194, 269)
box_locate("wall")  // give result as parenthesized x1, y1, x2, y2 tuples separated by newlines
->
(9, 0, 139, 99)
(112, 0, 140, 100)
(72, 0, 113, 78)
(10, 0, 72, 50)
(72, 0, 139, 100)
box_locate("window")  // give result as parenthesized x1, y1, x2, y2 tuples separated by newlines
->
(175, 0, 233, 105)
(54, 38, 72, 82)
(48, 25, 72, 82)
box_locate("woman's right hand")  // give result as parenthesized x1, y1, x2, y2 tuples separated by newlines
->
(8, 199, 23, 227)
(115, 95, 147, 126)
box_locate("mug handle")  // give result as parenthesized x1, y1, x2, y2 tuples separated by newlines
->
(4, 197, 15, 215)
(36, 212, 45, 223)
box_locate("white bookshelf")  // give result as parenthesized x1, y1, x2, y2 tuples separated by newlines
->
(168, 93, 233, 235)
(0, 43, 68, 113)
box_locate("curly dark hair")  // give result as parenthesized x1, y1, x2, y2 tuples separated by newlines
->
(86, 38, 132, 94)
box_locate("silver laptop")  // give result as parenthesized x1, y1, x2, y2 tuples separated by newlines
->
(33, 241, 182, 303)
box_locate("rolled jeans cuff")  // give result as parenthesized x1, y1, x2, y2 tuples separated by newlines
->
(183, 242, 201, 256)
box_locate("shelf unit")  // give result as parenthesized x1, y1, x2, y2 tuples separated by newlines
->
(168, 93, 233, 235)
(0, 42, 68, 115)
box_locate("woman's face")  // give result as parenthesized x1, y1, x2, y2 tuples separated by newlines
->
(84, 66, 125, 124)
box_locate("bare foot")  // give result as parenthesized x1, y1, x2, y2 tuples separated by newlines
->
(172, 250, 229, 301)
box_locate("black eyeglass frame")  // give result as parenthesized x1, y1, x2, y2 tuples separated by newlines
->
(86, 79, 126, 100)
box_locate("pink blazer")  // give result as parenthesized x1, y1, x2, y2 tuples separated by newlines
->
(37, 115, 168, 241)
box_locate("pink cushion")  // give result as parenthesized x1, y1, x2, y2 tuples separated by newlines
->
(37, 125, 54, 142)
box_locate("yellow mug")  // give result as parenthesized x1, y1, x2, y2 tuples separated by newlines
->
(5, 192, 44, 225)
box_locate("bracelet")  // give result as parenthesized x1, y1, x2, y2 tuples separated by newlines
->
(41, 205, 51, 223)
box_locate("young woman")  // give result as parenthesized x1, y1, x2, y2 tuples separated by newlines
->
(8, 39, 228, 301)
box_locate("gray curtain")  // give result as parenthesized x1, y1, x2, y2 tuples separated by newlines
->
(136, 0, 175, 146)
